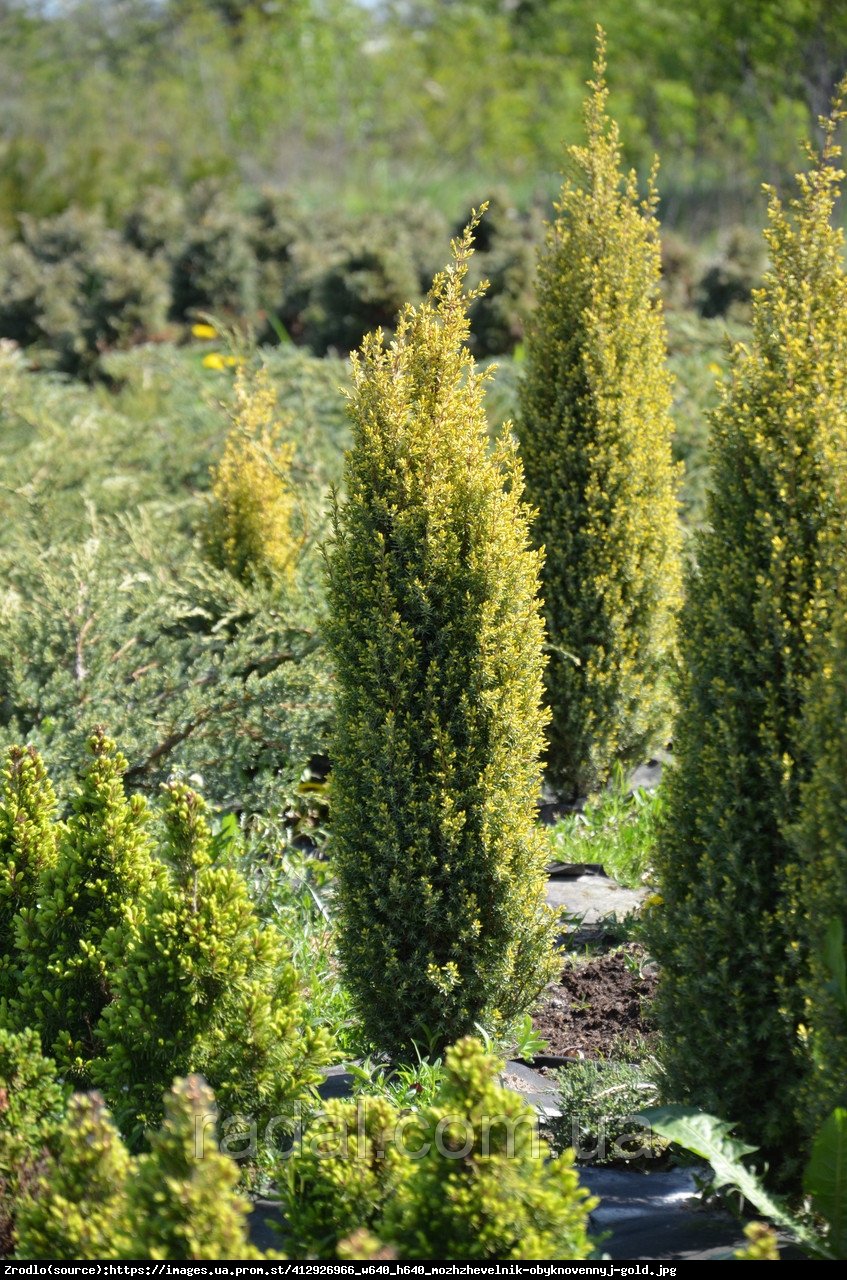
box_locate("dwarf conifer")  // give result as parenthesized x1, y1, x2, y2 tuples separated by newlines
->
(14, 729, 157, 1079)
(383, 1038, 596, 1260)
(14, 1092, 132, 1261)
(0, 747, 57, 1011)
(280, 1095, 405, 1259)
(204, 366, 299, 585)
(517, 33, 682, 799)
(93, 783, 328, 1150)
(649, 102, 847, 1176)
(127, 1075, 263, 1260)
(325, 217, 555, 1056)
(0, 1028, 67, 1257)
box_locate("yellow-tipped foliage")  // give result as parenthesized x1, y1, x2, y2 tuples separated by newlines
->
(204, 365, 298, 585)
(793, 577, 847, 1136)
(517, 31, 682, 800)
(325, 216, 556, 1056)
(650, 95, 847, 1179)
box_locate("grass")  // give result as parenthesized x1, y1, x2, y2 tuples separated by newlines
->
(546, 768, 663, 889)
(550, 1042, 666, 1165)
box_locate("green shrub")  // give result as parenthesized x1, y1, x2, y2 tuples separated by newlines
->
(648, 107, 847, 1179)
(282, 1038, 596, 1261)
(280, 1095, 406, 1259)
(14, 1077, 269, 1261)
(325, 216, 555, 1056)
(203, 366, 299, 585)
(170, 184, 259, 320)
(694, 225, 766, 319)
(0, 747, 58, 1011)
(295, 221, 421, 355)
(0, 208, 170, 372)
(13, 731, 158, 1080)
(0, 1028, 67, 1258)
(127, 1075, 264, 1260)
(517, 39, 682, 800)
(14, 1092, 132, 1261)
(93, 782, 330, 1154)
(383, 1038, 596, 1260)
(123, 187, 189, 259)
(251, 188, 309, 327)
(0, 242, 43, 348)
(793, 586, 847, 1134)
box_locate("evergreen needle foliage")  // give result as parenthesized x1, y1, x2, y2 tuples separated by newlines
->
(649, 97, 847, 1179)
(517, 30, 682, 800)
(13, 1078, 270, 1261)
(127, 1075, 265, 1261)
(14, 1093, 133, 1261)
(0, 1029, 67, 1259)
(14, 730, 158, 1081)
(92, 782, 330, 1151)
(204, 365, 300, 586)
(381, 1037, 597, 1260)
(793, 575, 847, 1134)
(325, 215, 555, 1056)
(280, 1095, 406, 1259)
(0, 747, 58, 1011)
(281, 1037, 597, 1261)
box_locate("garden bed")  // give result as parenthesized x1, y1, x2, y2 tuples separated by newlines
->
(532, 945, 658, 1060)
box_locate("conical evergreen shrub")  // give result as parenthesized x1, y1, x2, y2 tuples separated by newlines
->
(0, 747, 58, 1011)
(14, 1092, 132, 1261)
(93, 782, 329, 1151)
(279, 1095, 405, 1259)
(516, 32, 682, 800)
(649, 103, 847, 1177)
(14, 729, 158, 1079)
(281, 1038, 596, 1260)
(14, 1078, 272, 1261)
(204, 365, 299, 586)
(324, 216, 555, 1056)
(382, 1038, 596, 1260)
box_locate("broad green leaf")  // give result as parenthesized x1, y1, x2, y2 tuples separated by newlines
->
(637, 1105, 827, 1256)
(804, 1108, 847, 1257)
(822, 918, 847, 1018)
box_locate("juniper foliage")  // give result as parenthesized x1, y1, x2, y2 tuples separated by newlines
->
(325, 216, 555, 1055)
(14, 1093, 133, 1261)
(14, 730, 157, 1080)
(517, 32, 682, 799)
(649, 97, 847, 1178)
(91, 782, 330, 1152)
(0, 747, 58, 1011)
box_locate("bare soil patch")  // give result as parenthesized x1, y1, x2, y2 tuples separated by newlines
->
(532, 944, 658, 1058)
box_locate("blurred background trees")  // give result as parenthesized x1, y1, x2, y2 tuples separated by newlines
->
(0, 0, 842, 236)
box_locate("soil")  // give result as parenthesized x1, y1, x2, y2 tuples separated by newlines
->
(532, 944, 658, 1058)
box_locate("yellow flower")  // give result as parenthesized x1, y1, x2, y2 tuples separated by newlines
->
(708, 361, 723, 376)
(202, 352, 227, 371)
(192, 323, 218, 340)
